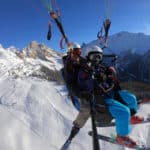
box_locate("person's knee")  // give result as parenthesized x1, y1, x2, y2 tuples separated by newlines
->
(122, 106, 131, 120)
(111, 105, 130, 121)
(128, 93, 137, 104)
(79, 91, 93, 101)
(119, 91, 137, 106)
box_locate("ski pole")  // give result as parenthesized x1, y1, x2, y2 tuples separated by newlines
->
(90, 95, 100, 150)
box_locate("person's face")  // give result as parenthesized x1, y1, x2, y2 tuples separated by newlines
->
(73, 48, 81, 56)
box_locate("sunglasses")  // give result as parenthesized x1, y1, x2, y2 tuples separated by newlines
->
(89, 53, 102, 61)
(73, 48, 81, 55)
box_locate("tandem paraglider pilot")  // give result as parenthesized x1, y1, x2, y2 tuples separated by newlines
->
(61, 44, 144, 149)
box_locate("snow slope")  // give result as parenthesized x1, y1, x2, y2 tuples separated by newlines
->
(0, 44, 150, 150)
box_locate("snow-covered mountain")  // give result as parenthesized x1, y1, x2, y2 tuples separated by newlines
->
(86, 31, 150, 55)
(83, 32, 150, 82)
(107, 48, 150, 83)
(0, 41, 63, 82)
(0, 43, 91, 150)
(0, 43, 150, 150)
(22, 41, 62, 60)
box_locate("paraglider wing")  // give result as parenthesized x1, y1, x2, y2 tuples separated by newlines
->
(47, 21, 52, 40)
(103, 19, 111, 38)
(60, 36, 64, 49)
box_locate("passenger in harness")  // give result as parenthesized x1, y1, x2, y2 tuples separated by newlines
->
(98, 66, 144, 148)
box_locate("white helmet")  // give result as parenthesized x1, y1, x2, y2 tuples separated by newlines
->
(83, 45, 102, 57)
(71, 42, 81, 49)
(82, 45, 103, 64)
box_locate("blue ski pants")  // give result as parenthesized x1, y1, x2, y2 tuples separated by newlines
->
(105, 90, 138, 136)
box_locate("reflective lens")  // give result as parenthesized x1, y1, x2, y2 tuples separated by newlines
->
(89, 53, 102, 61)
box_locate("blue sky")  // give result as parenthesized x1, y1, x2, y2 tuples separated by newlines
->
(0, 0, 150, 50)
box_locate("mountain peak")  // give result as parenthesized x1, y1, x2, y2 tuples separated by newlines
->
(28, 41, 39, 50)
(87, 31, 150, 55)
(22, 41, 61, 60)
